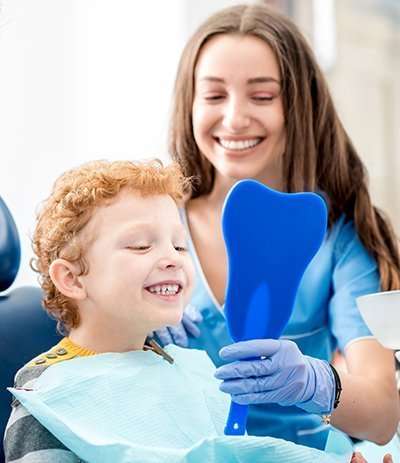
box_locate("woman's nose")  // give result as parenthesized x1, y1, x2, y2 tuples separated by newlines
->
(222, 98, 251, 132)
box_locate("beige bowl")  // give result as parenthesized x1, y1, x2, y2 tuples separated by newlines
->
(356, 290, 400, 350)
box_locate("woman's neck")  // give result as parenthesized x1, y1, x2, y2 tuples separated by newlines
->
(204, 171, 285, 210)
(206, 176, 236, 209)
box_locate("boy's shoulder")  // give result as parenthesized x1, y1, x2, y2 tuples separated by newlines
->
(5, 339, 84, 463)
(15, 339, 79, 388)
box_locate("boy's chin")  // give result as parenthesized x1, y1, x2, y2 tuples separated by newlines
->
(154, 312, 184, 331)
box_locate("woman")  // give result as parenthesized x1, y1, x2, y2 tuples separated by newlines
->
(157, 3, 400, 453)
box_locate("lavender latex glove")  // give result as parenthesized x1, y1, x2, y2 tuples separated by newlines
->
(153, 304, 203, 348)
(215, 339, 336, 415)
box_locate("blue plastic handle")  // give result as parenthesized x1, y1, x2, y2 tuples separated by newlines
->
(224, 401, 248, 435)
(221, 180, 327, 436)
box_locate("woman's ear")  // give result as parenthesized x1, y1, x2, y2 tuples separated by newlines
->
(49, 259, 87, 301)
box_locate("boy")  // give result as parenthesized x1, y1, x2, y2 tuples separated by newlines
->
(3, 159, 375, 463)
(4, 160, 195, 462)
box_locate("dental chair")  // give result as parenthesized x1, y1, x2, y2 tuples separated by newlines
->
(0, 196, 61, 463)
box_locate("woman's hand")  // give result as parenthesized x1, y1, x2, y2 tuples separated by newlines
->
(152, 304, 203, 347)
(215, 339, 335, 414)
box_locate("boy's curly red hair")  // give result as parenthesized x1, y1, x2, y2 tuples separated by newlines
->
(31, 159, 188, 334)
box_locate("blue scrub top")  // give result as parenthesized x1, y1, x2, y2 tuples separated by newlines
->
(181, 209, 379, 450)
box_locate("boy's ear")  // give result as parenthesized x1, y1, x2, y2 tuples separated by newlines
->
(49, 259, 87, 300)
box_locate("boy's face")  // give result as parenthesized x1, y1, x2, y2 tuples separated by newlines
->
(78, 190, 195, 336)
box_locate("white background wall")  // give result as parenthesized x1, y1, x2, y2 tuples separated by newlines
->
(294, 0, 400, 231)
(0, 0, 241, 288)
(1, 0, 398, 290)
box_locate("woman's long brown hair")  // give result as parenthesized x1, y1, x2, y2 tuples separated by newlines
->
(169, 3, 400, 290)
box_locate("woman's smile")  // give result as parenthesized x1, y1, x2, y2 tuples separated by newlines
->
(214, 136, 264, 152)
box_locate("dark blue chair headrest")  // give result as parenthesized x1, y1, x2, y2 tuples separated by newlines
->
(0, 196, 61, 463)
(0, 196, 21, 292)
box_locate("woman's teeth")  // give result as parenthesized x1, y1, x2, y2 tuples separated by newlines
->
(147, 284, 180, 296)
(217, 138, 261, 151)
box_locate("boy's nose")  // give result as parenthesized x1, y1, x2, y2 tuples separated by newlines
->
(157, 255, 182, 270)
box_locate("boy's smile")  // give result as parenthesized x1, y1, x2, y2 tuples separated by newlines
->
(69, 190, 195, 352)
(145, 280, 183, 299)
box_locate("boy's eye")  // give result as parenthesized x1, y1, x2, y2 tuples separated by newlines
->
(174, 245, 188, 252)
(126, 245, 151, 251)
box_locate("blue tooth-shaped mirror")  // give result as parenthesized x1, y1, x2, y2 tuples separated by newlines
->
(221, 179, 327, 436)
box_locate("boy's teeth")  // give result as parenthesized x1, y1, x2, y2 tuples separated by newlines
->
(148, 284, 180, 295)
(218, 138, 261, 151)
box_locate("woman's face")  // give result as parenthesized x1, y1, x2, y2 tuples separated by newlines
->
(192, 34, 286, 188)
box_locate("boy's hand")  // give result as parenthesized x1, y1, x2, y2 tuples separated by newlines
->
(152, 305, 203, 347)
(351, 452, 393, 463)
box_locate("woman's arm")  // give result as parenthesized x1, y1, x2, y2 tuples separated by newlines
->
(331, 338, 399, 445)
(215, 338, 399, 445)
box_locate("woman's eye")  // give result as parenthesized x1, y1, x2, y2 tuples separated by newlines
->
(204, 94, 225, 101)
(252, 95, 274, 102)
